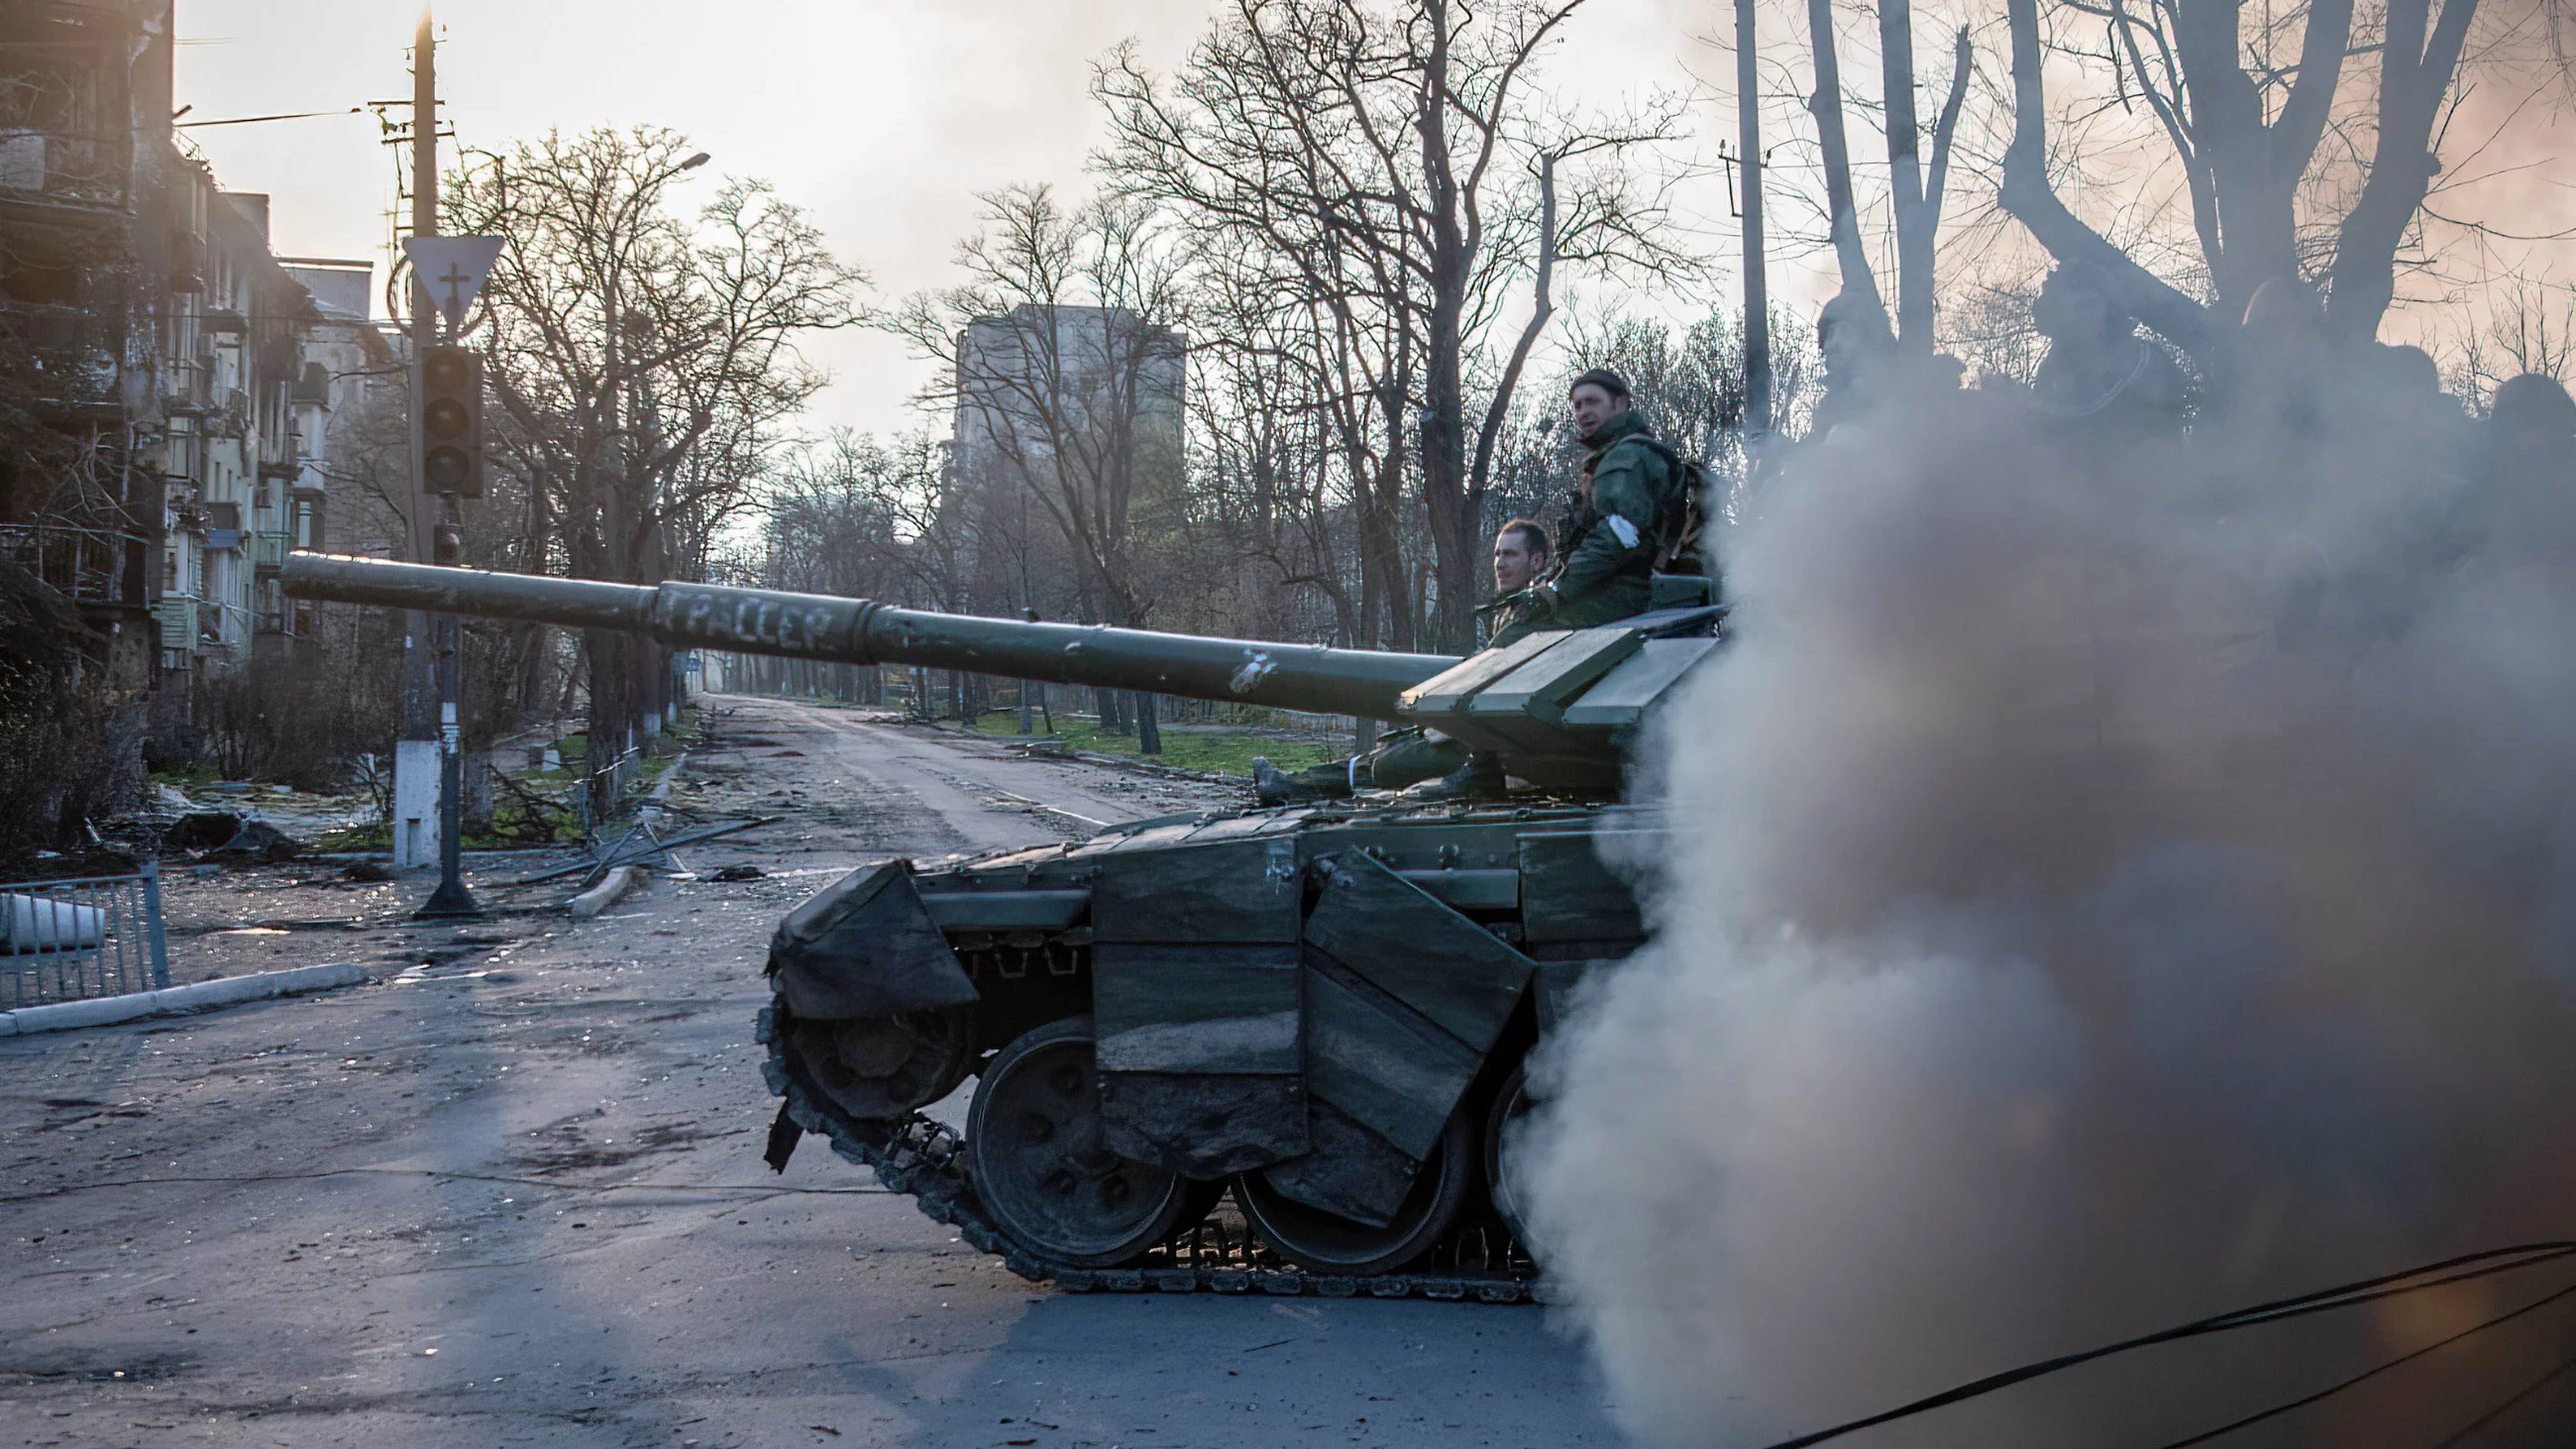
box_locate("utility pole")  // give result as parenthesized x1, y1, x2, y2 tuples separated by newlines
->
(1738, 0, 1772, 445)
(408, 10, 479, 918)
(391, 10, 440, 877)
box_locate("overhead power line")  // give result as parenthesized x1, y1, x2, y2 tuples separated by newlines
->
(1762, 1241, 2576, 1449)
(175, 107, 364, 129)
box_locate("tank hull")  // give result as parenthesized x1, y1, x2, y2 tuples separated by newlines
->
(761, 796, 1656, 1294)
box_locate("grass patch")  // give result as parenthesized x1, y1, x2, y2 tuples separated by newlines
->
(970, 711, 1340, 778)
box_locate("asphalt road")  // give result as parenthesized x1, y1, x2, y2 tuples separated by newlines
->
(1, 696, 1622, 1448)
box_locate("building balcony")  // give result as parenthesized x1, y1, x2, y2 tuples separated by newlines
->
(0, 130, 131, 216)
(0, 521, 146, 607)
(161, 355, 214, 415)
(156, 595, 253, 659)
(0, 301, 122, 413)
(250, 530, 290, 572)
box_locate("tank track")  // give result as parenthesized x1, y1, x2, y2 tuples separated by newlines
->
(758, 1006, 1538, 1304)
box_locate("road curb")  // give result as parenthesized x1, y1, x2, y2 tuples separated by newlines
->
(0, 961, 370, 1037)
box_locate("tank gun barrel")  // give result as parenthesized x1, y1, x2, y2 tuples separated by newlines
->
(281, 553, 1458, 721)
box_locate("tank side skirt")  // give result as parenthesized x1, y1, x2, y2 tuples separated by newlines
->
(759, 999, 1536, 1304)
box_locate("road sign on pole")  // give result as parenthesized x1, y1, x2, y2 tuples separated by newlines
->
(401, 235, 503, 333)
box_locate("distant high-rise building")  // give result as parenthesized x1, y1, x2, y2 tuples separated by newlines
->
(947, 302, 1184, 618)
(951, 303, 1184, 490)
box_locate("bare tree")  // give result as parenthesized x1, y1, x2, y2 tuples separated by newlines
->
(1097, 0, 1698, 652)
(1800, 0, 1975, 351)
(2323, 0, 2484, 337)
(1185, 254, 1370, 647)
(887, 185, 1187, 749)
(2442, 279, 2576, 409)
(445, 126, 860, 811)
(1805, 0, 1889, 322)
(735, 429, 962, 706)
(2000, 0, 2483, 353)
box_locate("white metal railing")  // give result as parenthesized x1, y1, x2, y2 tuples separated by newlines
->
(1, 861, 169, 1008)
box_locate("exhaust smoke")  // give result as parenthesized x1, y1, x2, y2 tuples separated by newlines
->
(1524, 373, 2576, 1445)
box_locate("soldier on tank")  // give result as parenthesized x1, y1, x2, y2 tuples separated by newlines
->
(2472, 372, 2576, 567)
(1252, 520, 1555, 805)
(1399, 369, 1699, 801)
(2024, 261, 2187, 442)
(1518, 368, 1688, 629)
(1806, 293, 1898, 443)
(1479, 517, 1558, 648)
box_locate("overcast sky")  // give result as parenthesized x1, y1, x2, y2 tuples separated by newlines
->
(174, 0, 1763, 438)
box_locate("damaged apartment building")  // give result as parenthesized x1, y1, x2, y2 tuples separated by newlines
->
(1, 0, 401, 782)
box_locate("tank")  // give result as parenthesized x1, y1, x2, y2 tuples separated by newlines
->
(282, 552, 1725, 1300)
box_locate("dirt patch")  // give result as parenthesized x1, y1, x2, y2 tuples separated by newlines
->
(509, 1114, 734, 1172)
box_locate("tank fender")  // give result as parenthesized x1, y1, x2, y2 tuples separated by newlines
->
(766, 860, 980, 1020)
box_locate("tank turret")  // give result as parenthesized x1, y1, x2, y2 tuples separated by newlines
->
(282, 550, 1726, 1299)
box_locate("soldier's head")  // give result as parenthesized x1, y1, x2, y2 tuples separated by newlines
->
(2033, 262, 2126, 345)
(1569, 369, 1632, 437)
(2492, 372, 2576, 444)
(1816, 293, 1894, 388)
(1493, 518, 1553, 594)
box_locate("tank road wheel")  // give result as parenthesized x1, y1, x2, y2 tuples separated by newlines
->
(966, 1016, 1196, 1269)
(787, 1008, 974, 1123)
(1234, 1108, 1475, 1277)
(1483, 1062, 1538, 1248)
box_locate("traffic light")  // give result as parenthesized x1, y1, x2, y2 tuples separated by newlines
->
(416, 344, 483, 498)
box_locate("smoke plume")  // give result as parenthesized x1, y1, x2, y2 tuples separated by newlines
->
(1525, 365, 2576, 1445)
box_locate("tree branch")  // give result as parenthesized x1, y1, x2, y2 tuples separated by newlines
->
(1999, 0, 2212, 355)
(1806, 0, 1888, 325)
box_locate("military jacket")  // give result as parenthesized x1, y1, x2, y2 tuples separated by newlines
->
(1554, 410, 1680, 627)
(1484, 592, 1551, 650)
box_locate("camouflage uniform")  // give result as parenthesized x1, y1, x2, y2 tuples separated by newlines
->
(1254, 438, 1684, 807)
(1261, 726, 1468, 802)
(1257, 581, 1554, 803)
(1543, 410, 1683, 628)
(1482, 589, 1554, 650)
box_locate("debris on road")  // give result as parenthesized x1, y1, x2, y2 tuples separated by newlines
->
(161, 811, 302, 863)
(567, 864, 640, 919)
(162, 811, 248, 851)
(202, 818, 299, 863)
(514, 814, 782, 886)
